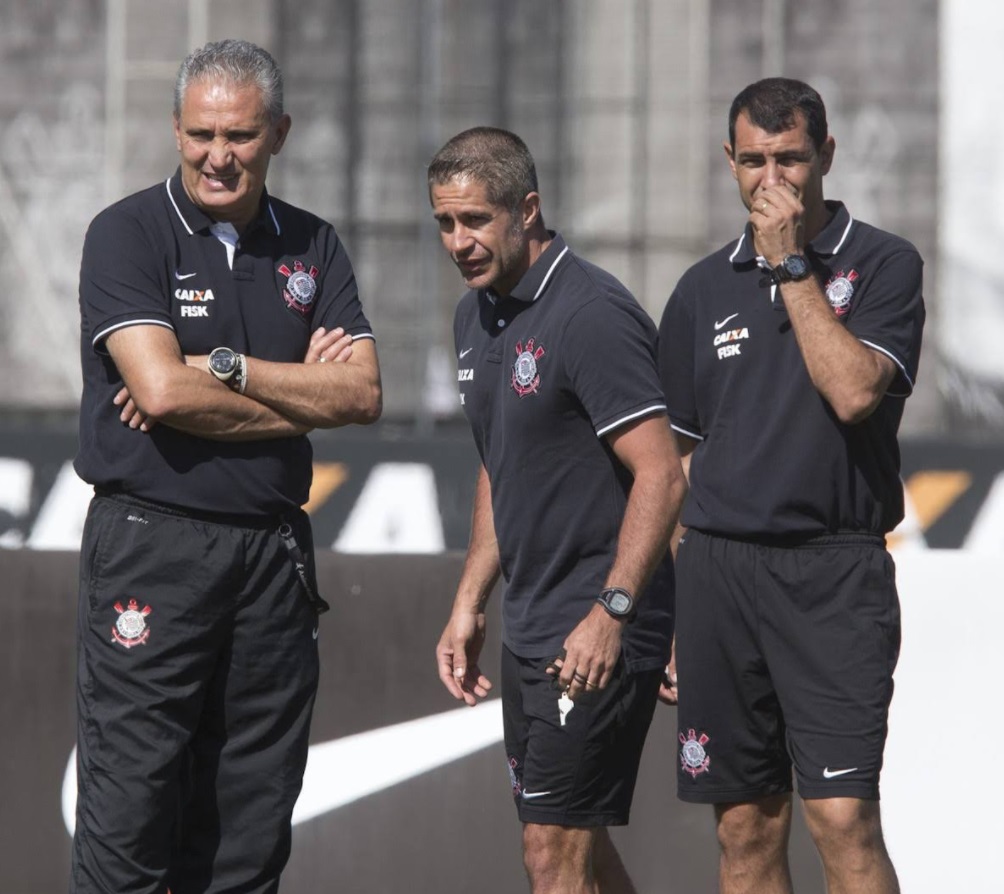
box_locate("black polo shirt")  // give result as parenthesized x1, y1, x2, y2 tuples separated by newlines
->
(75, 169, 373, 516)
(658, 201, 924, 538)
(455, 234, 673, 668)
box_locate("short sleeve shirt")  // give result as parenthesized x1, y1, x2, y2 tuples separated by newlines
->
(455, 234, 673, 668)
(658, 202, 924, 538)
(75, 170, 373, 516)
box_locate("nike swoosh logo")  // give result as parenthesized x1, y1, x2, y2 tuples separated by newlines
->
(822, 766, 858, 779)
(714, 313, 739, 330)
(61, 700, 503, 833)
(520, 790, 552, 800)
(175, 271, 198, 280)
(459, 348, 473, 359)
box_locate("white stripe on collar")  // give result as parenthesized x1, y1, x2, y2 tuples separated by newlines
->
(164, 177, 282, 236)
(532, 245, 570, 302)
(165, 178, 193, 235)
(728, 232, 747, 263)
(827, 212, 854, 255)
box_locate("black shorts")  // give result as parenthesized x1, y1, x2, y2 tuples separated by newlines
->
(71, 493, 320, 894)
(501, 645, 662, 827)
(675, 529, 900, 804)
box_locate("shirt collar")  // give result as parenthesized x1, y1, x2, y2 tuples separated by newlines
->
(165, 167, 281, 237)
(729, 200, 853, 266)
(491, 232, 570, 305)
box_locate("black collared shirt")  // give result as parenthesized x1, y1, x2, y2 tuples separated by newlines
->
(455, 233, 672, 666)
(75, 169, 373, 515)
(658, 201, 925, 538)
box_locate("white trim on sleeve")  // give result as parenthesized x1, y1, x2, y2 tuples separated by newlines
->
(595, 403, 666, 438)
(92, 318, 174, 347)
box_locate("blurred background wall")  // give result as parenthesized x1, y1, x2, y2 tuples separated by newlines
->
(0, 0, 967, 434)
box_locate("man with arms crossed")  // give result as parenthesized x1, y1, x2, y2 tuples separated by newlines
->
(430, 126, 687, 894)
(72, 39, 381, 893)
(658, 78, 924, 893)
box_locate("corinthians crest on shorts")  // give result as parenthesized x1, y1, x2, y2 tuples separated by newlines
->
(512, 338, 545, 397)
(679, 728, 711, 778)
(278, 259, 319, 315)
(825, 268, 858, 317)
(111, 598, 152, 648)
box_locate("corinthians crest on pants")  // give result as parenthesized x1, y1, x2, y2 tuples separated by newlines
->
(279, 260, 319, 315)
(679, 728, 711, 778)
(511, 338, 545, 397)
(111, 598, 152, 648)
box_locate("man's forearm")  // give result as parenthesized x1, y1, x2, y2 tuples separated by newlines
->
(781, 281, 895, 423)
(155, 374, 311, 440)
(604, 460, 686, 598)
(454, 466, 501, 613)
(243, 340, 382, 429)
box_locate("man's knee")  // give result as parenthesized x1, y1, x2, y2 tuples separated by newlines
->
(802, 797, 887, 854)
(522, 823, 594, 890)
(715, 794, 792, 862)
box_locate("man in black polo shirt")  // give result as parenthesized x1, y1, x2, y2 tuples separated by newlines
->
(658, 78, 924, 893)
(429, 127, 687, 892)
(72, 39, 381, 894)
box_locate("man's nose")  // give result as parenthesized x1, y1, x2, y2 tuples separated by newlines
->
(208, 139, 233, 167)
(449, 226, 474, 255)
(762, 160, 784, 188)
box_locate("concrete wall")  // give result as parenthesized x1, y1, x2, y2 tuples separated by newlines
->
(0, 0, 951, 433)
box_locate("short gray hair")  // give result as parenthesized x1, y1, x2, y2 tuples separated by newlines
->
(174, 39, 284, 121)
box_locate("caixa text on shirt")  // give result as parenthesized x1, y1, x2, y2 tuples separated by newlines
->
(713, 326, 749, 360)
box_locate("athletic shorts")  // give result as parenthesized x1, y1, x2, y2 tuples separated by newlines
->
(674, 529, 900, 804)
(501, 645, 662, 826)
(71, 492, 321, 894)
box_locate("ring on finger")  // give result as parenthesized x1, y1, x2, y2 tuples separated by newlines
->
(585, 680, 597, 688)
(319, 356, 327, 363)
(572, 671, 588, 683)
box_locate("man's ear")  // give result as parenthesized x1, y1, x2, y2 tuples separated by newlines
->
(724, 141, 738, 181)
(270, 114, 292, 156)
(521, 192, 541, 229)
(819, 135, 835, 176)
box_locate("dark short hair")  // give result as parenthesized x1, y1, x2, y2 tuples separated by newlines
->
(175, 39, 284, 122)
(728, 77, 828, 151)
(427, 126, 539, 214)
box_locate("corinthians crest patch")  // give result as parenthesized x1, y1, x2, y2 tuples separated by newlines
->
(279, 260, 319, 315)
(679, 728, 711, 778)
(511, 338, 545, 397)
(111, 598, 152, 648)
(824, 268, 858, 317)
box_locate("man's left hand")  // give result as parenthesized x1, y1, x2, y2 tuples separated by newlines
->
(547, 603, 624, 700)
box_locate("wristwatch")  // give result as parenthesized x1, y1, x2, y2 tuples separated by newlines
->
(770, 253, 811, 283)
(597, 587, 636, 621)
(208, 347, 239, 382)
(208, 346, 247, 393)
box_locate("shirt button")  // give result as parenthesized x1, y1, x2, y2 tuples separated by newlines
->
(497, 319, 506, 328)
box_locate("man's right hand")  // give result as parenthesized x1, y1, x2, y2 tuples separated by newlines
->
(657, 636, 678, 705)
(436, 612, 493, 706)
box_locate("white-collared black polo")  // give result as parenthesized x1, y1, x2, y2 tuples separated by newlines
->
(75, 169, 373, 516)
(455, 233, 673, 668)
(658, 201, 925, 538)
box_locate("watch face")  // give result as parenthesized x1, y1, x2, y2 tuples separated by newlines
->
(783, 255, 810, 278)
(209, 349, 237, 375)
(609, 592, 631, 613)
